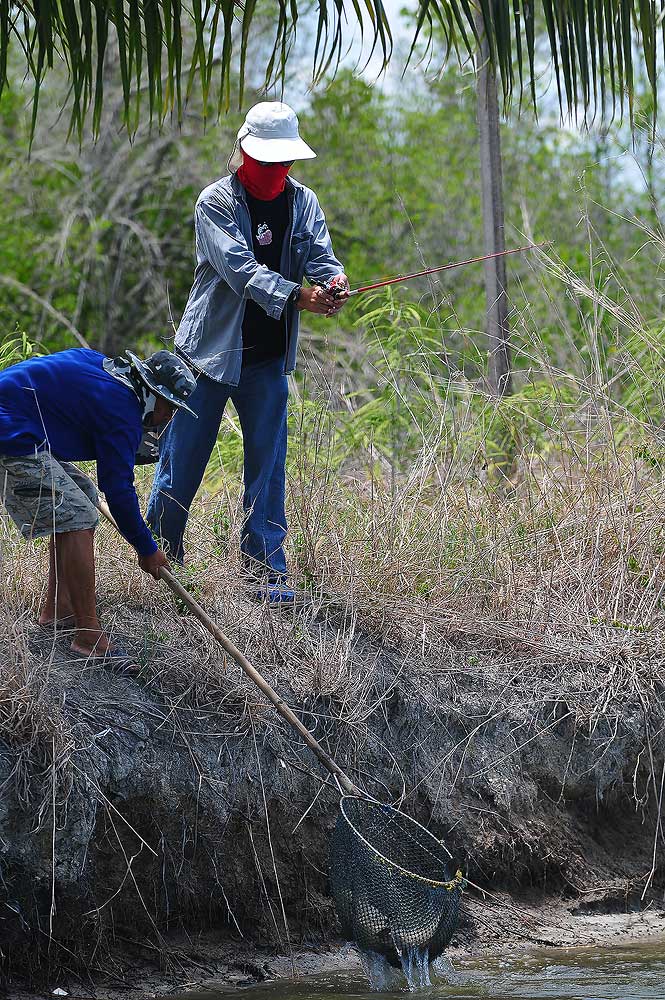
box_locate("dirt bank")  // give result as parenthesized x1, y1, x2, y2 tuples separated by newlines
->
(2, 569, 665, 996)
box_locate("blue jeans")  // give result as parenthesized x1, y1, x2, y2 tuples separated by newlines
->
(147, 358, 288, 575)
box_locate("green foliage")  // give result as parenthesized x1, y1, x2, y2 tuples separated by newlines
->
(0, 331, 43, 370)
(453, 378, 581, 474)
(335, 290, 448, 467)
(614, 325, 665, 466)
(204, 423, 244, 486)
(4, 37, 665, 486)
(3, 59, 663, 379)
(0, 77, 230, 357)
(621, 325, 665, 425)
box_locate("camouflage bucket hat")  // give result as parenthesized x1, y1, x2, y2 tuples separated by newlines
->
(126, 350, 198, 418)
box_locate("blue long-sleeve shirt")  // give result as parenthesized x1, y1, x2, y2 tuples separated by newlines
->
(0, 348, 157, 557)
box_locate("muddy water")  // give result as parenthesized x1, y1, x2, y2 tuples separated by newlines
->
(167, 941, 665, 999)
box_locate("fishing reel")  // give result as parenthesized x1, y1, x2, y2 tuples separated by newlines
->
(322, 274, 350, 299)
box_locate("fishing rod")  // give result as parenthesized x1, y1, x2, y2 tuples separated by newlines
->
(325, 241, 549, 298)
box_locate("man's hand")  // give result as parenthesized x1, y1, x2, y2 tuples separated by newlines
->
(139, 548, 169, 580)
(297, 275, 350, 317)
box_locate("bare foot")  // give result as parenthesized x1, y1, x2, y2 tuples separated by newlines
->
(71, 628, 114, 657)
(69, 638, 140, 675)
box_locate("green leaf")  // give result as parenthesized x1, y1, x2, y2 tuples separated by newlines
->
(92, 0, 108, 136)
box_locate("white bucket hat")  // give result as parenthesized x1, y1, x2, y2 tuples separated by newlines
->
(228, 102, 316, 173)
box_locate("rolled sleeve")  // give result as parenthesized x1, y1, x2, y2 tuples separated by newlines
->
(197, 199, 297, 319)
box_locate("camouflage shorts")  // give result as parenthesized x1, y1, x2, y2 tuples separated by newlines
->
(0, 452, 99, 540)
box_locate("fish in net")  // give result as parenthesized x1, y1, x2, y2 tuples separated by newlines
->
(330, 796, 463, 981)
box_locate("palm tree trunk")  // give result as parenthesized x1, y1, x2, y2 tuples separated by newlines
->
(475, 25, 513, 397)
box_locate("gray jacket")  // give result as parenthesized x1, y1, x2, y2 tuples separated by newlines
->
(175, 173, 345, 385)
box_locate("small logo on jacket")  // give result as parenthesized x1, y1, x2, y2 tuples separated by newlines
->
(256, 223, 273, 246)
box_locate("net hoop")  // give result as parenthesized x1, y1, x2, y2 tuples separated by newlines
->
(339, 795, 463, 890)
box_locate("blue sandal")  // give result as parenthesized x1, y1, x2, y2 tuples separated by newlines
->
(69, 645, 140, 675)
(253, 581, 298, 605)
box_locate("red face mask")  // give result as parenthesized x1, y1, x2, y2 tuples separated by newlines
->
(237, 151, 292, 201)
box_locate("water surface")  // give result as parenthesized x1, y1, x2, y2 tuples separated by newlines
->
(167, 941, 665, 1000)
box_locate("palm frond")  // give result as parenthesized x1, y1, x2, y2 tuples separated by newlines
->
(2, 0, 393, 140)
(1, 0, 661, 140)
(413, 0, 659, 122)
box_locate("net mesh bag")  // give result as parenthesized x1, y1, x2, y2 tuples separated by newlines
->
(330, 796, 463, 963)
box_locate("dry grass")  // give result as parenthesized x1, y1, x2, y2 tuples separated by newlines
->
(3, 243, 665, 979)
(4, 432, 665, 789)
(3, 344, 665, 773)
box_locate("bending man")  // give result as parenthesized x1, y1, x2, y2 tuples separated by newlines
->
(147, 101, 348, 603)
(0, 347, 197, 666)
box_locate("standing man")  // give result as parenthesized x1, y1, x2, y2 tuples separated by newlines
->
(0, 347, 197, 669)
(147, 101, 349, 603)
